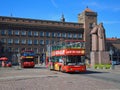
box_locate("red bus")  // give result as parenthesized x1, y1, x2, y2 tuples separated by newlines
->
(20, 50, 35, 68)
(46, 40, 86, 73)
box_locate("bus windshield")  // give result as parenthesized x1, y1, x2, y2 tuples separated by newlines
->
(21, 51, 35, 56)
(21, 58, 34, 62)
(66, 56, 85, 65)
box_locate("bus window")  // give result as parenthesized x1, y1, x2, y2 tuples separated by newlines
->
(66, 56, 85, 65)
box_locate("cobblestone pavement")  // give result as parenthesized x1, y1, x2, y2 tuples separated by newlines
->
(0, 65, 120, 90)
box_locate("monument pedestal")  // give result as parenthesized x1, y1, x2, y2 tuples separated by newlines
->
(98, 51, 110, 64)
(90, 51, 110, 67)
(90, 52, 99, 66)
(90, 23, 110, 67)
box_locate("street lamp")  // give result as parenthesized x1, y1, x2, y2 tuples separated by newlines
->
(109, 47, 114, 69)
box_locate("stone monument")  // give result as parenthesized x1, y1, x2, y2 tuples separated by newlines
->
(90, 23, 110, 66)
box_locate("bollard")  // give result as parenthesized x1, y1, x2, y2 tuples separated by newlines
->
(111, 61, 115, 70)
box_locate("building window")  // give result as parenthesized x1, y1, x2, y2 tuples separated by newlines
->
(28, 39, 32, 45)
(1, 38, 6, 44)
(1, 30, 6, 35)
(1, 18, 5, 21)
(21, 31, 26, 36)
(40, 48, 44, 52)
(52, 32, 56, 37)
(34, 31, 39, 37)
(8, 39, 13, 44)
(46, 40, 50, 45)
(34, 48, 38, 53)
(57, 32, 61, 37)
(68, 33, 72, 38)
(40, 40, 44, 45)
(8, 30, 13, 35)
(51, 40, 55, 44)
(28, 31, 32, 36)
(8, 47, 12, 52)
(14, 48, 20, 53)
(21, 39, 26, 44)
(14, 30, 20, 35)
(27, 48, 32, 51)
(89, 23, 93, 29)
(14, 38, 20, 44)
(73, 34, 77, 38)
(46, 32, 50, 37)
(34, 39, 38, 45)
(40, 32, 44, 37)
(62, 33, 66, 38)
(78, 34, 82, 39)
(21, 48, 26, 51)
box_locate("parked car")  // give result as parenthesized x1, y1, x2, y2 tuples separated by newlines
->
(112, 60, 120, 65)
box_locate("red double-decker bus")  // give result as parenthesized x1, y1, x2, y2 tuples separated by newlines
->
(20, 50, 35, 68)
(46, 40, 86, 73)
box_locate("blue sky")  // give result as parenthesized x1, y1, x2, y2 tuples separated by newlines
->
(0, 0, 120, 38)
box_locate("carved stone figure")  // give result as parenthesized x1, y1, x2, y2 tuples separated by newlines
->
(90, 22, 106, 51)
(90, 22, 99, 51)
(98, 23, 105, 51)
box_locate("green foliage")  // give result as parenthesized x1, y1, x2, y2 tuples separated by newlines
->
(104, 64, 111, 69)
(94, 64, 98, 69)
(94, 64, 111, 69)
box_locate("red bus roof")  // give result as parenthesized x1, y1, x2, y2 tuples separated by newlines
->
(51, 48, 85, 56)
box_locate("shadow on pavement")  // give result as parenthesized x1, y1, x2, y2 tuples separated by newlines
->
(19, 66, 47, 69)
(68, 70, 109, 74)
(34, 66, 47, 69)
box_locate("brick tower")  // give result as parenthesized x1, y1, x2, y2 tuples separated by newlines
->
(78, 7, 97, 62)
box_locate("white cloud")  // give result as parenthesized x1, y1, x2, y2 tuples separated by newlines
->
(50, 0, 58, 8)
(82, 2, 100, 8)
(82, 1, 120, 12)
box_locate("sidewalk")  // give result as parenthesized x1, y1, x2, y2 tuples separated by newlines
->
(87, 65, 120, 74)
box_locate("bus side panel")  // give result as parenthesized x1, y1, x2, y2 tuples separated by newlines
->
(62, 65, 86, 73)
(23, 61, 35, 68)
(54, 62, 63, 71)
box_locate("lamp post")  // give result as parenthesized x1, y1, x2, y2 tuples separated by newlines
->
(109, 47, 114, 69)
